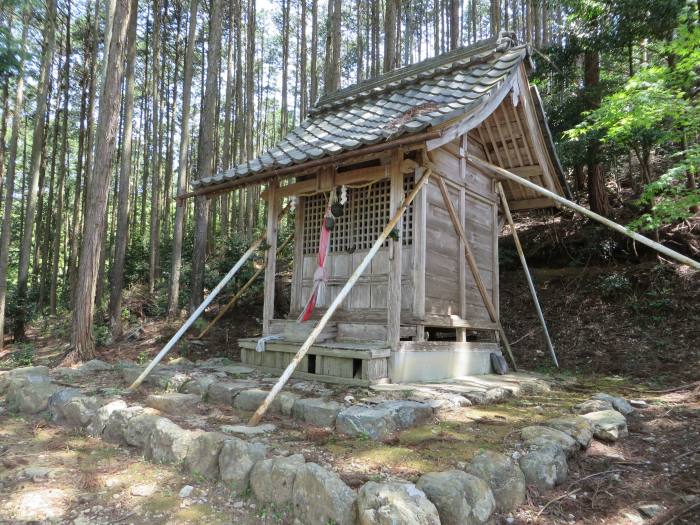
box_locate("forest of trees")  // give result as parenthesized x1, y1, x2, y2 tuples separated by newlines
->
(0, 0, 697, 361)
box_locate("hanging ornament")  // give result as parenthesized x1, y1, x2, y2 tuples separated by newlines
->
(331, 202, 344, 217)
(340, 185, 347, 205)
(330, 185, 344, 217)
(324, 214, 336, 230)
(290, 196, 297, 212)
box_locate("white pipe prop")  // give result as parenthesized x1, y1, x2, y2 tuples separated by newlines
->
(497, 182, 559, 368)
(469, 155, 700, 270)
(128, 203, 290, 390)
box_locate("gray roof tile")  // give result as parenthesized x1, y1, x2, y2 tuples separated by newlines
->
(192, 34, 527, 189)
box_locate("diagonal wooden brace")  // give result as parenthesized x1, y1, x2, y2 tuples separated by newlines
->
(433, 173, 518, 371)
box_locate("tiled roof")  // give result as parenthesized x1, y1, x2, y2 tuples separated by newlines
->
(192, 34, 528, 189)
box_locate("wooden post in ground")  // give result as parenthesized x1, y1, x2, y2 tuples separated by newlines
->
(128, 203, 290, 391)
(497, 182, 559, 368)
(197, 234, 294, 339)
(247, 166, 434, 427)
(433, 174, 518, 370)
(468, 155, 700, 270)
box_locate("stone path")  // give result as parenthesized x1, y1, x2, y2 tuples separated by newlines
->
(0, 360, 639, 524)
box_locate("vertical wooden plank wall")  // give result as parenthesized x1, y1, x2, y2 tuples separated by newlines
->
(424, 144, 499, 326)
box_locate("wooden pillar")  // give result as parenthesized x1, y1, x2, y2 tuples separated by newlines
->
(387, 149, 404, 349)
(262, 179, 279, 334)
(412, 164, 427, 342)
(290, 194, 305, 313)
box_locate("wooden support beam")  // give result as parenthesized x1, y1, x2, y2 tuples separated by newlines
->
(469, 155, 700, 270)
(260, 165, 389, 200)
(197, 234, 294, 339)
(247, 166, 434, 427)
(497, 182, 559, 368)
(433, 173, 518, 370)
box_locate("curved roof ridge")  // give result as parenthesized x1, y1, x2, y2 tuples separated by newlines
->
(311, 32, 521, 116)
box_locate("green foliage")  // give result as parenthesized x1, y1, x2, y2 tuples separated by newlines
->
(0, 1, 29, 81)
(0, 342, 34, 368)
(93, 324, 111, 347)
(597, 273, 632, 299)
(562, 5, 700, 229)
(567, 69, 685, 153)
(628, 145, 700, 231)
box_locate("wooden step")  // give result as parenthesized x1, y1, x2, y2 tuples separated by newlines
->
(239, 338, 389, 385)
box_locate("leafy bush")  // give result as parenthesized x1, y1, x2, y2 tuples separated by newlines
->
(629, 145, 700, 231)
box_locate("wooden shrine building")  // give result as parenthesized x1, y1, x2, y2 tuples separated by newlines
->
(189, 34, 569, 385)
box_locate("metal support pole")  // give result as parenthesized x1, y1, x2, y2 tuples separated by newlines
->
(128, 203, 290, 391)
(247, 167, 434, 426)
(468, 155, 700, 270)
(497, 182, 559, 368)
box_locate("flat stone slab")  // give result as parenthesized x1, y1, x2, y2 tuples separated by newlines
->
(582, 410, 628, 441)
(145, 393, 201, 413)
(214, 365, 254, 376)
(233, 389, 269, 411)
(208, 380, 259, 405)
(292, 398, 342, 427)
(336, 405, 397, 439)
(371, 372, 550, 399)
(221, 423, 277, 436)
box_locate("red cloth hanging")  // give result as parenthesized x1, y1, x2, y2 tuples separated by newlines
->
(299, 207, 332, 322)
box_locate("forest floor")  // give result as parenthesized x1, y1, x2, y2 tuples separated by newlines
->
(1, 211, 698, 524)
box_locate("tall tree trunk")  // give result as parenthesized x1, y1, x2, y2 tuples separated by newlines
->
(300, 0, 308, 117)
(68, 13, 91, 309)
(162, 5, 182, 241)
(190, 0, 222, 312)
(584, 49, 610, 216)
(280, 0, 290, 134)
(0, 11, 29, 349)
(69, 0, 132, 361)
(370, 0, 379, 76)
(355, 0, 363, 82)
(220, 4, 234, 237)
(383, 0, 398, 73)
(15, 0, 57, 340)
(323, 0, 341, 92)
(310, 0, 319, 103)
(50, 4, 71, 314)
(244, 0, 256, 240)
(167, 0, 198, 318)
(490, 0, 500, 37)
(108, 0, 138, 336)
(148, 0, 163, 295)
(449, 0, 459, 49)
